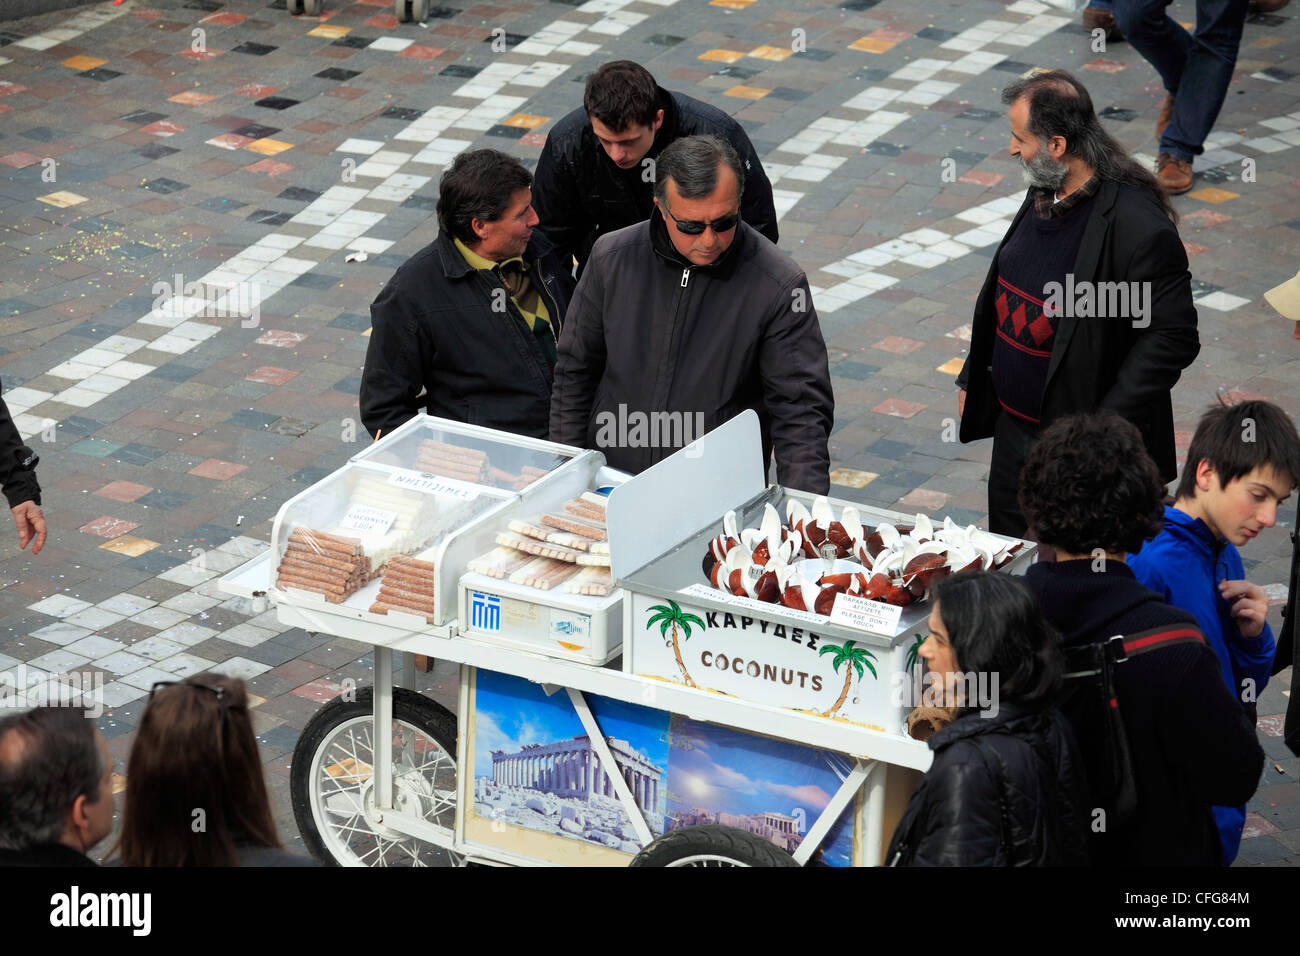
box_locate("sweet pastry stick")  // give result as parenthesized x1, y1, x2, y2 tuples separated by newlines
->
(564, 500, 606, 523)
(494, 532, 580, 562)
(541, 514, 606, 541)
(467, 547, 533, 578)
(509, 557, 580, 590)
(418, 440, 488, 465)
(579, 492, 608, 512)
(387, 555, 436, 574)
(368, 601, 435, 623)
(507, 519, 552, 542)
(289, 528, 362, 556)
(280, 549, 361, 574)
(543, 530, 591, 552)
(576, 552, 612, 567)
(381, 572, 435, 595)
(562, 566, 614, 597)
(377, 586, 437, 607)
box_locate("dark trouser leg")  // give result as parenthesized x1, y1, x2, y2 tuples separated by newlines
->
(987, 412, 1038, 538)
(1116, 0, 1250, 160)
(1114, 0, 1193, 94)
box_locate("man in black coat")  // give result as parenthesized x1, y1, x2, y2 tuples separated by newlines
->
(956, 69, 1199, 536)
(360, 149, 575, 440)
(550, 136, 832, 493)
(532, 60, 778, 274)
(0, 383, 44, 555)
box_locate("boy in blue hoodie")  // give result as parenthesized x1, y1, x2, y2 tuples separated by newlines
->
(1129, 399, 1300, 864)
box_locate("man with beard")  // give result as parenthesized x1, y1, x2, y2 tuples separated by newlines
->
(955, 70, 1199, 537)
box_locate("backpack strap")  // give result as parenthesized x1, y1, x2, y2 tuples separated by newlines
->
(1064, 625, 1205, 677)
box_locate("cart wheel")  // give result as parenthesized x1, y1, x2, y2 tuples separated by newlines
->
(411, 0, 429, 21)
(629, 825, 800, 867)
(291, 686, 461, 867)
(287, 0, 305, 14)
(302, 0, 320, 16)
(395, 0, 409, 21)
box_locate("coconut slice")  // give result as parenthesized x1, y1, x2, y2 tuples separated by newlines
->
(911, 513, 934, 543)
(722, 509, 738, 542)
(841, 506, 864, 547)
(759, 502, 782, 541)
(786, 499, 812, 534)
(877, 523, 902, 550)
(811, 495, 833, 529)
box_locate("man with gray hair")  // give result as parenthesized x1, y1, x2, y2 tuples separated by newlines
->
(0, 707, 114, 866)
(550, 135, 833, 493)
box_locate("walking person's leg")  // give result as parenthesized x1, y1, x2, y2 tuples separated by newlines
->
(1158, 0, 1250, 164)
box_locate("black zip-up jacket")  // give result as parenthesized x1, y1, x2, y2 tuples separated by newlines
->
(359, 231, 575, 440)
(1024, 560, 1264, 866)
(532, 87, 778, 273)
(0, 381, 40, 509)
(549, 211, 833, 493)
(956, 181, 1199, 482)
(886, 701, 1090, 867)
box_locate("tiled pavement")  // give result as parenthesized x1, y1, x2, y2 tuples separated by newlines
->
(0, 0, 1298, 865)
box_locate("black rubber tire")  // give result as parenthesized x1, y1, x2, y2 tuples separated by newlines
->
(287, 0, 305, 14)
(290, 686, 459, 867)
(629, 825, 800, 867)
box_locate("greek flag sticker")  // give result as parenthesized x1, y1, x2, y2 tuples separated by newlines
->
(471, 592, 501, 632)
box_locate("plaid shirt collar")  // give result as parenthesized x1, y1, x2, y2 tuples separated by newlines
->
(1032, 172, 1100, 219)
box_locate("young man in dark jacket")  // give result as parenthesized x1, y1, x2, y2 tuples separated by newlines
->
(549, 135, 832, 494)
(360, 149, 575, 440)
(1019, 413, 1265, 866)
(1128, 400, 1300, 863)
(956, 69, 1199, 536)
(532, 60, 778, 274)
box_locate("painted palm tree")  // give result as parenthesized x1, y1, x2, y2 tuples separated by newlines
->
(904, 634, 925, 675)
(645, 601, 705, 688)
(819, 640, 878, 718)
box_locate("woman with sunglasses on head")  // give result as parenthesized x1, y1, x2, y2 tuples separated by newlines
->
(886, 571, 1089, 867)
(116, 673, 315, 866)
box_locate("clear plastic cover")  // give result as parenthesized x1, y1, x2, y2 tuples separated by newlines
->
(270, 461, 499, 607)
(351, 416, 576, 493)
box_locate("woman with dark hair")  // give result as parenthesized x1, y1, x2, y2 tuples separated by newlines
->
(116, 673, 314, 867)
(886, 571, 1089, 866)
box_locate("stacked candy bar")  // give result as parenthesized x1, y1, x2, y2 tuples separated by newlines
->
(368, 555, 437, 623)
(490, 465, 551, 491)
(276, 529, 371, 603)
(509, 557, 580, 590)
(467, 546, 533, 579)
(415, 440, 491, 484)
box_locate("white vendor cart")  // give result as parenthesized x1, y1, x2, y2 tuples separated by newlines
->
(220, 412, 1034, 867)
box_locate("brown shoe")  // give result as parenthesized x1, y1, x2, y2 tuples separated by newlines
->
(1250, 0, 1291, 13)
(1082, 5, 1124, 41)
(1156, 153, 1193, 195)
(1156, 94, 1176, 141)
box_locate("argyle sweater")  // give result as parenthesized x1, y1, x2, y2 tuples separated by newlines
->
(990, 193, 1095, 423)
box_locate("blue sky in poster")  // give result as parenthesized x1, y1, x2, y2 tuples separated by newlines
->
(472, 669, 668, 779)
(666, 716, 856, 866)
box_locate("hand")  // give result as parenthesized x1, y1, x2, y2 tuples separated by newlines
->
(1220, 579, 1268, 639)
(957, 389, 966, 417)
(12, 500, 46, 555)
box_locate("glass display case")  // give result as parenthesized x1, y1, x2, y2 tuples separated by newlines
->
(267, 415, 592, 630)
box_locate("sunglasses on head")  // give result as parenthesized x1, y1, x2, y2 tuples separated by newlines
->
(661, 201, 740, 236)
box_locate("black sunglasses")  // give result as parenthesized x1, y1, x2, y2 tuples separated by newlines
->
(661, 200, 740, 236)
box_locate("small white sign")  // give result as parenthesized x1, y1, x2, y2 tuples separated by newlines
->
(829, 592, 905, 637)
(387, 469, 480, 500)
(339, 504, 397, 535)
(677, 582, 826, 626)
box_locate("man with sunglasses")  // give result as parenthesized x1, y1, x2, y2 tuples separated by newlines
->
(550, 135, 833, 493)
(532, 60, 778, 276)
